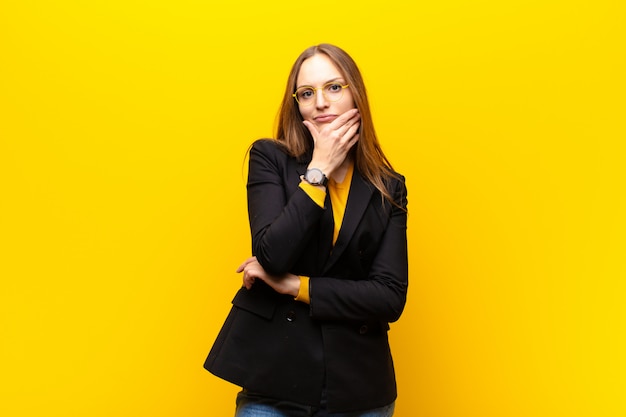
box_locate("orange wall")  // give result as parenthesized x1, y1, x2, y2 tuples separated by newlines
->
(1, 1, 624, 416)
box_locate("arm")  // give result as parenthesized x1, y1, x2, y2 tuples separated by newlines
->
(240, 174, 408, 323)
(249, 109, 360, 274)
(310, 178, 408, 323)
(247, 140, 323, 275)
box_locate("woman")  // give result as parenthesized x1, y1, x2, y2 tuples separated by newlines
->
(205, 44, 408, 416)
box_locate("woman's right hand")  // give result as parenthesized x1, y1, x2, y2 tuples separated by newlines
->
(302, 108, 360, 178)
(237, 256, 300, 297)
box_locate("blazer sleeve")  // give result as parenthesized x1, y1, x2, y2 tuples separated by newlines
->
(247, 140, 323, 275)
(309, 177, 409, 323)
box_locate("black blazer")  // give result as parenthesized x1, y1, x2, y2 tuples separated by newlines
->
(205, 139, 408, 413)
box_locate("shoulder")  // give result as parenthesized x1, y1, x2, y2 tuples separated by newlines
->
(248, 139, 300, 176)
(250, 138, 289, 158)
(386, 171, 408, 209)
(390, 171, 405, 185)
(383, 169, 406, 194)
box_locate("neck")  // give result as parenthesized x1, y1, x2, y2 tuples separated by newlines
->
(331, 157, 353, 183)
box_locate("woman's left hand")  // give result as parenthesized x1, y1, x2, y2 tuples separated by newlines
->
(236, 256, 300, 297)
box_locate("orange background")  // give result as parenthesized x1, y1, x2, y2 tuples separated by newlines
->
(1, 1, 624, 416)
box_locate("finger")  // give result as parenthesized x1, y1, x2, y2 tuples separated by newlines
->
(342, 122, 361, 144)
(327, 111, 360, 139)
(347, 132, 360, 149)
(243, 275, 255, 290)
(337, 108, 359, 122)
(236, 256, 257, 272)
(312, 109, 358, 135)
(333, 108, 360, 129)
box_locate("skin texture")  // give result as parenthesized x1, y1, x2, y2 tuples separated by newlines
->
(238, 53, 361, 296)
(237, 256, 299, 296)
(298, 54, 360, 182)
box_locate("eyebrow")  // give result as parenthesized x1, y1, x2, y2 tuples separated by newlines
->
(296, 77, 345, 89)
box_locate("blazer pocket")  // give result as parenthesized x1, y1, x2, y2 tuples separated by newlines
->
(231, 282, 278, 321)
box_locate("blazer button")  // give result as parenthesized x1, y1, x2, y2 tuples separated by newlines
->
(286, 310, 296, 322)
(359, 325, 368, 334)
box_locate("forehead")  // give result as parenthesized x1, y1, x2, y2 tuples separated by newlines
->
(296, 54, 344, 86)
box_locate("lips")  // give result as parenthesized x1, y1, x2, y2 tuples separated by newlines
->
(313, 114, 337, 123)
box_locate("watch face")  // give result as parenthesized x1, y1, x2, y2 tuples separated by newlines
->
(306, 169, 323, 183)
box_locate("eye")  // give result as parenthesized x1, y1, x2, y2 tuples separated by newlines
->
(326, 83, 343, 92)
(298, 88, 314, 100)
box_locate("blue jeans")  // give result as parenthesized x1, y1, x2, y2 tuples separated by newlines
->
(234, 390, 395, 417)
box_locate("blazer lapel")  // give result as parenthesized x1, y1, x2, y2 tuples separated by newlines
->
(323, 171, 373, 273)
(317, 191, 334, 272)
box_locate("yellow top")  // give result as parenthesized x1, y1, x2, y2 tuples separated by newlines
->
(328, 162, 354, 244)
(295, 162, 354, 304)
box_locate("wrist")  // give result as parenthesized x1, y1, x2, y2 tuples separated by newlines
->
(307, 159, 333, 178)
(290, 274, 302, 298)
(302, 167, 328, 187)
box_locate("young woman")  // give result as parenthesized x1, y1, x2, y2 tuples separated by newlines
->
(205, 44, 408, 417)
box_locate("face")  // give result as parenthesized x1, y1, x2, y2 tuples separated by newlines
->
(295, 53, 355, 129)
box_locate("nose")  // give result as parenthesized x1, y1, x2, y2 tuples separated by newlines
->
(314, 88, 329, 109)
